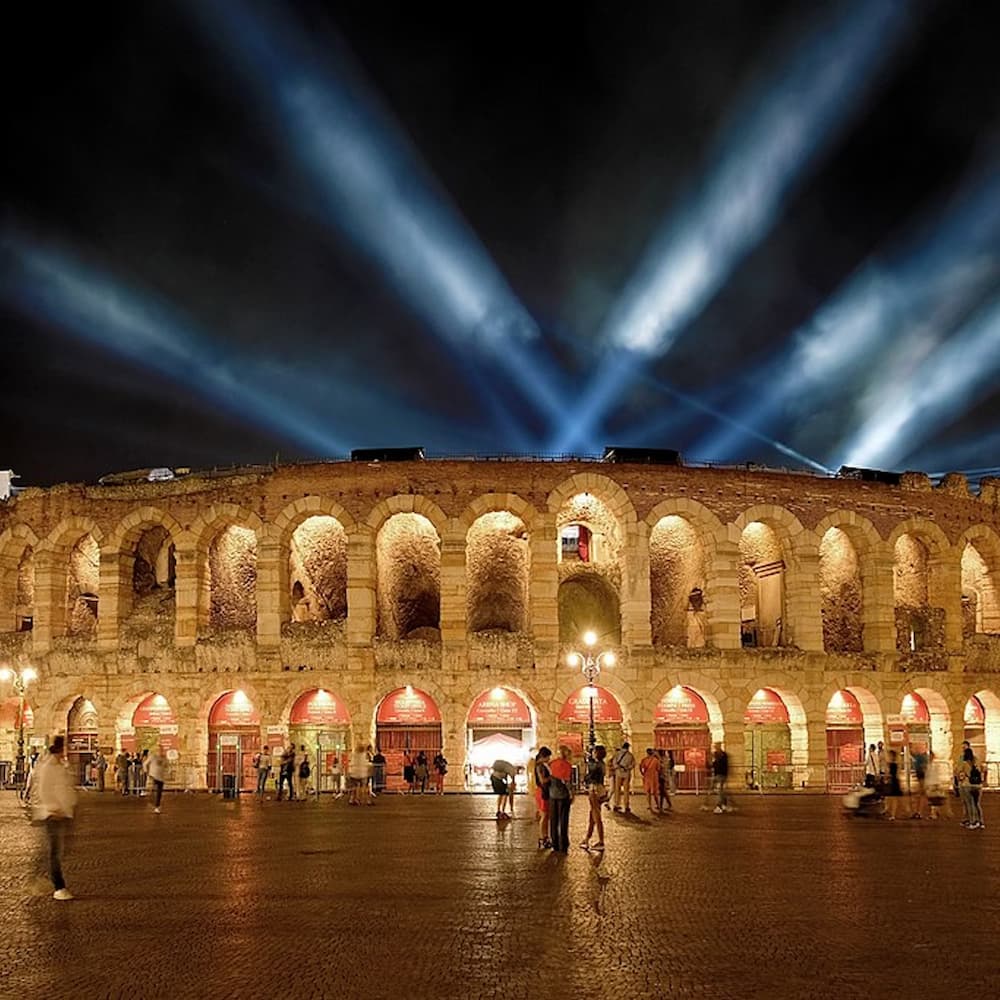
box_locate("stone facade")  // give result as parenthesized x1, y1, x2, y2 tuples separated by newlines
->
(1, 459, 998, 788)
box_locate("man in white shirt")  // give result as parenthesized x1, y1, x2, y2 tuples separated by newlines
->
(31, 736, 78, 900)
(612, 742, 636, 813)
(144, 745, 168, 813)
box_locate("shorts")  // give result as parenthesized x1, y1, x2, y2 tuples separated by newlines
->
(491, 776, 508, 796)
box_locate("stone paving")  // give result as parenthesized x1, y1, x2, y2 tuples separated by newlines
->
(0, 789, 997, 1000)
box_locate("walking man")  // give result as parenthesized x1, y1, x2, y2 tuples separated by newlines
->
(277, 744, 296, 801)
(31, 736, 78, 900)
(145, 744, 167, 813)
(255, 745, 272, 801)
(94, 750, 108, 792)
(711, 742, 731, 813)
(611, 742, 636, 813)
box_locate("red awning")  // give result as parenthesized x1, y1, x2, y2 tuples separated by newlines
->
(654, 686, 709, 725)
(377, 687, 441, 725)
(825, 689, 863, 726)
(467, 687, 531, 727)
(208, 690, 261, 728)
(744, 688, 790, 725)
(132, 694, 177, 728)
(900, 692, 930, 724)
(289, 688, 351, 726)
(559, 686, 623, 724)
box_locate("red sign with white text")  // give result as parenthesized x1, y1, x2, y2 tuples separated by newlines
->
(559, 686, 623, 724)
(654, 686, 709, 725)
(964, 695, 985, 726)
(825, 690, 864, 726)
(377, 688, 441, 725)
(744, 689, 790, 725)
(132, 694, 177, 728)
(290, 689, 351, 726)
(209, 691, 261, 728)
(900, 693, 929, 724)
(467, 688, 532, 727)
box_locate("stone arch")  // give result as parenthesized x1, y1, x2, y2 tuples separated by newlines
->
(105, 506, 184, 554)
(276, 683, 356, 729)
(970, 688, 1000, 775)
(546, 472, 637, 527)
(648, 677, 726, 745)
(466, 509, 531, 634)
(375, 511, 441, 640)
(275, 501, 352, 625)
(458, 492, 540, 535)
(39, 518, 105, 637)
(820, 680, 885, 751)
(888, 518, 954, 652)
(186, 505, 262, 633)
(365, 494, 449, 537)
(558, 572, 621, 645)
(958, 525, 1000, 636)
(0, 523, 39, 632)
(647, 511, 710, 648)
(551, 671, 639, 740)
(739, 681, 810, 780)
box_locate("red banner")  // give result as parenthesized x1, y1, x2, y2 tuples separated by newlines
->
(0, 699, 34, 729)
(654, 686, 709, 725)
(377, 687, 441, 725)
(744, 688, 790, 725)
(900, 692, 929, 724)
(132, 694, 177, 728)
(766, 750, 788, 768)
(289, 689, 351, 726)
(825, 689, 863, 726)
(209, 690, 261, 728)
(467, 688, 531, 727)
(964, 695, 985, 726)
(559, 686, 623, 724)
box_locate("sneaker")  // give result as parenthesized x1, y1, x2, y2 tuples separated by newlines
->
(53, 889, 74, 901)
(968, 822, 981, 830)
(153, 807, 161, 814)
(713, 806, 724, 814)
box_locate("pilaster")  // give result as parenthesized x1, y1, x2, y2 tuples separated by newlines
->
(439, 520, 467, 644)
(529, 512, 559, 645)
(346, 525, 376, 648)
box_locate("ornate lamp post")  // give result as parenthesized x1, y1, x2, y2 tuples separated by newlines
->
(565, 631, 615, 760)
(0, 663, 37, 787)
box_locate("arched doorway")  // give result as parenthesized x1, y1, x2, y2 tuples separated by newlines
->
(465, 687, 535, 790)
(207, 691, 261, 795)
(66, 696, 99, 785)
(558, 686, 625, 765)
(0, 698, 34, 785)
(288, 688, 352, 793)
(653, 686, 712, 791)
(375, 687, 443, 791)
(744, 689, 792, 789)
(122, 693, 180, 785)
(825, 690, 865, 791)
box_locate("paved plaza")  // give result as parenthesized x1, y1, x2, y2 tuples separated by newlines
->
(0, 789, 997, 1000)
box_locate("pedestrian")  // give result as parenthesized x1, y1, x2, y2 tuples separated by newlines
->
(31, 736, 78, 900)
(94, 750, 108, 792)
(505, 768, 517, 817)
(371, 748, 386, 794)
(134, 750, 148, 796)
(403, 751, 415, 794)
(255, 745, 272, 802)
(910, 746, 929, 819)
(580, 745, 607, 852)
(665, 748, 677, 795)
(491, 759, 516, 820)
(277, 744, 296, 801)
(330, 752, 343, 797)
(657, 750, 673, 813)
(347, 743, 369, 805)
(604, 746, 618, 812)
(364, 745, 376, 805)
(611, 742, 636, 813)
(534, 747, 553, 848)
(144, 744, 167, 814)
(710, 742, 731, 813)
(640, 747, 661, 813)
(414, 751, 429, 794)
(297, 745, 312, 801)
(926, 750, 951, 821)
(864, 744, 879, 789)
(432, 751, 448, 794)
(876, 741, 888, 788)
(956, 745, 985, 829)
(116, 750, 129, 796)
(885, 749, 903, 820)
(548, 746, 574, 853)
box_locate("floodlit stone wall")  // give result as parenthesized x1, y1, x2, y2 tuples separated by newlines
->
(0, 458, 998, 789)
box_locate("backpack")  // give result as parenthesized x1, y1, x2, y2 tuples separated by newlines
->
(968, 763, 982, 786)
(299, 759, 311, 779)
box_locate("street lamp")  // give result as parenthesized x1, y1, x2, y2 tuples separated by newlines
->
(565, 630, 615, 760)
(0, 663, 37, 788)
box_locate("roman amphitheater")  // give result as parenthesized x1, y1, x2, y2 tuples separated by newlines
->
(1, 457, 998, 794)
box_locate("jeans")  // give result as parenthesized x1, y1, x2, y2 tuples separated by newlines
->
(277, 769, 295, 800)
(959, 783, 975, 823)
(712, 775, 729, 808)
(549, 797, 571, 851)
(152, 779, 164, 808)
(256, 769, 270, 796)
(45, 817, 70, 890)
(965, 786, 983, 825)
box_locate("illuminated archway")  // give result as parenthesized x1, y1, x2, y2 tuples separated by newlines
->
(652, 685, 721, 790)
(287, 688, 352, 792)
(375, 687, 443, 791)
(464, 686, 536, 790)
(557, 685, 625, 762)
(207, 690, 261, 794)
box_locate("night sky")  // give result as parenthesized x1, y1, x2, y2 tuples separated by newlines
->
(2, 1, 998, 487)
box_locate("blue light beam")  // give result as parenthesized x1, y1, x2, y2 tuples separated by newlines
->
(695, 163, 1000, 462)
(194, 1, 569, 434)
(840, 295, 1000, 469)
(551, 0, 913, 453)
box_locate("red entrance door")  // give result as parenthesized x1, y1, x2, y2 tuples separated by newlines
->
(654, 726, 711, 790)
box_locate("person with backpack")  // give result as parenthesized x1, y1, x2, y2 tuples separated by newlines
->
(957, 744, 985, 829)
(611, 742, 635, 813)
(548, 746, 574, 853)
(296, 744, 312, 801)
